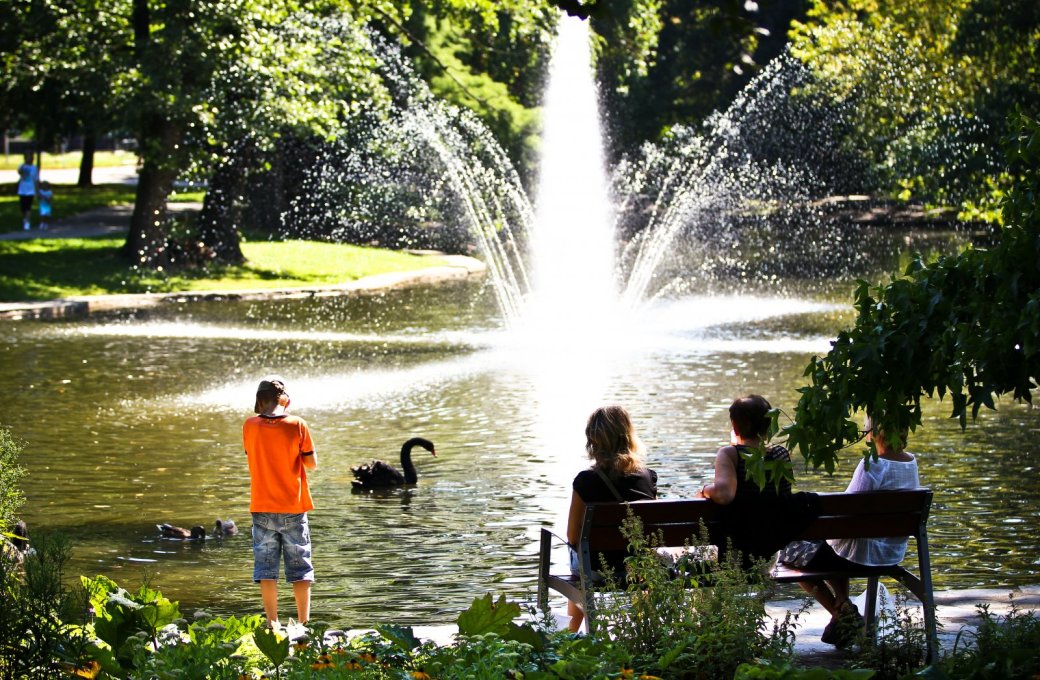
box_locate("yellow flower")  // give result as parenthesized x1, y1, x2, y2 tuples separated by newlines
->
(410, 671, 432, 680)
(310, 653, 334, 670)
(358, 652, 377, 663)
(67, 661, 100, 679)
(639, 675, 664, 680)
(342, 661, 363, 670)
(619, 669, 634, 679)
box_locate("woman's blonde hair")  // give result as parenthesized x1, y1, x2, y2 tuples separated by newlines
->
(585, 405, 645, 476)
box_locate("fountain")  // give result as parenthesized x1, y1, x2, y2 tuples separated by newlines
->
(3, 13, 1031, 631)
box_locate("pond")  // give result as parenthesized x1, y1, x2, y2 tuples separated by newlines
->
(3, 230, 1038, 629)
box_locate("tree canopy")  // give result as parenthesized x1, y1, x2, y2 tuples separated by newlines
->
(783, 116, 1040, 472)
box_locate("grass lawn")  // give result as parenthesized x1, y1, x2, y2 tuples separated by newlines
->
(0, 149, 138, 170)
(0, 236, 449, 302)
(1, 183, 204, 231)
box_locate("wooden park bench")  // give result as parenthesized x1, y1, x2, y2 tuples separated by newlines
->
(537, 489, 938, 662)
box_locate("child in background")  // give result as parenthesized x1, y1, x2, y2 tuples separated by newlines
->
(37, 181, 53, 230)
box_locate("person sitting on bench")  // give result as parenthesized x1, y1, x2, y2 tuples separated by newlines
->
(780, 414, 920, 647)
(565, 405, 657, 632)
(698, 395, 818, 570)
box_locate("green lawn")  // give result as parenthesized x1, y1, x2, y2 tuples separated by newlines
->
(0, 236, 449, 302)
(0, 150, 138, 170)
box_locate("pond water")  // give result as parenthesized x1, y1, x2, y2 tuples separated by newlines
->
(4, 230, 1039, 628)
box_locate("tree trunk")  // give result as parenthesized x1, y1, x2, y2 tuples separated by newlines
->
(77, 129, 96, 187)
(197, 158, 246, 265)
(121, 116, 180, 268)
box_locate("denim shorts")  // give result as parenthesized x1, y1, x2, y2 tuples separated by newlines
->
(251, 512, 314, 583)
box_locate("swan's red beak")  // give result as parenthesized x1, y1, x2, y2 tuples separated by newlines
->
(431, 450, 437, 456)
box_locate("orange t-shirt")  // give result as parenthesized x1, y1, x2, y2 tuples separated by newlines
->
(243, 414, 315, 513)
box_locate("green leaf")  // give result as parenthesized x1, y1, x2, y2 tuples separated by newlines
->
(376, 624, 422, 652)
(253, 626, 290, 668)
(457, 592, 522, 637)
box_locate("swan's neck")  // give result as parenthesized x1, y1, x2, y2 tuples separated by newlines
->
(400, 445, 418, 484)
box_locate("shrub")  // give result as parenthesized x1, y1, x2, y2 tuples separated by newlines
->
(585, 511, 799, 679)
(937, 595, 1040, 679)
(850, 588, 930, 680)
(0, 532, 93, 677)
(0, 426, 26, 532)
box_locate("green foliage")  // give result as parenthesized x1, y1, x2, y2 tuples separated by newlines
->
(850, 590, 930, 680)
(82, 574, 182, 670)
(0, 427, 26, 532)
(784, 118, 1040, 471)
(587, 510, 798, 679)
(457, 592, 545, 649)
(254, 624, 292, 672)
(936, 597, 1040, 680)
(735, 659, 876, 679)
(595, 0, 806, 156)
(0, 532, 93, 678)
(788, 0, 1039, 215)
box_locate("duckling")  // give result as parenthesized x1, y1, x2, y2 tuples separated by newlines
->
(214, 518, 238, 536)
(157, 523, 206, 540)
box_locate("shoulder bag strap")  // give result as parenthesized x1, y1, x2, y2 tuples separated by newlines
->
(594, 468, 626, 502)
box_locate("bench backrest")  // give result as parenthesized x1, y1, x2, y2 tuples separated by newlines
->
(581, 489, 932, 552)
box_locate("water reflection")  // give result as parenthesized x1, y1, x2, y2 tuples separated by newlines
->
(3, 275, 1039, 628)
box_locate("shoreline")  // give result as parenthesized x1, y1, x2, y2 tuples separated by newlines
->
(0, 254, 487, 321)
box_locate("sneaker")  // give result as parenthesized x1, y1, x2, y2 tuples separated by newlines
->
(821, 601, 863, 647)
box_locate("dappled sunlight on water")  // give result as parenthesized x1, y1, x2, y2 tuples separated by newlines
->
(3, 277, 1038, 627)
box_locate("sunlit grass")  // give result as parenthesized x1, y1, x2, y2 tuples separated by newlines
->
(0, 149, 138, 170)
(0, 237, 448, 301)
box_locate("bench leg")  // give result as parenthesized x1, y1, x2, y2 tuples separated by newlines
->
(537, 529, 551, 612)
(864, 575, 879, 641)
(916, 537, 938, 665)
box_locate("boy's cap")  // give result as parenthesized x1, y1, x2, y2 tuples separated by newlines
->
(256, 376, 287, 395)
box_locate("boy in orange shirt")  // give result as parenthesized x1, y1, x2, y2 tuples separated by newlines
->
(243, 376, 318, 626)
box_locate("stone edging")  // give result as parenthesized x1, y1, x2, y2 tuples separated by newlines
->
(0, 254, 486, 321)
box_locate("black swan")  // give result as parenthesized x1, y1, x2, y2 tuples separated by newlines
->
(214, 518, 238, 536)
(157, 523, 206, 540)
(351, 437, 436, 490)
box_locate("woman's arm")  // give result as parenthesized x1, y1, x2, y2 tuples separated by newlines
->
(699, 446, 738, 505)
(566, 491, 586, 546)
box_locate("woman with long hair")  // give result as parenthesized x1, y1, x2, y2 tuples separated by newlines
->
(565, 405, 657, 632)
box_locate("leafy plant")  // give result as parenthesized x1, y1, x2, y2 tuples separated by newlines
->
(81, 574, 182, 672)
(254, 625, 292, 677)
(936, 596, 1040, 679)
(0, 426, 26, 532)
(851, 589, 931, 680)
(587, 510, 799, 679)
(783, 116, 1040, 473)
(0, 532, 93, 678)
(735, 659, 876, 679)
